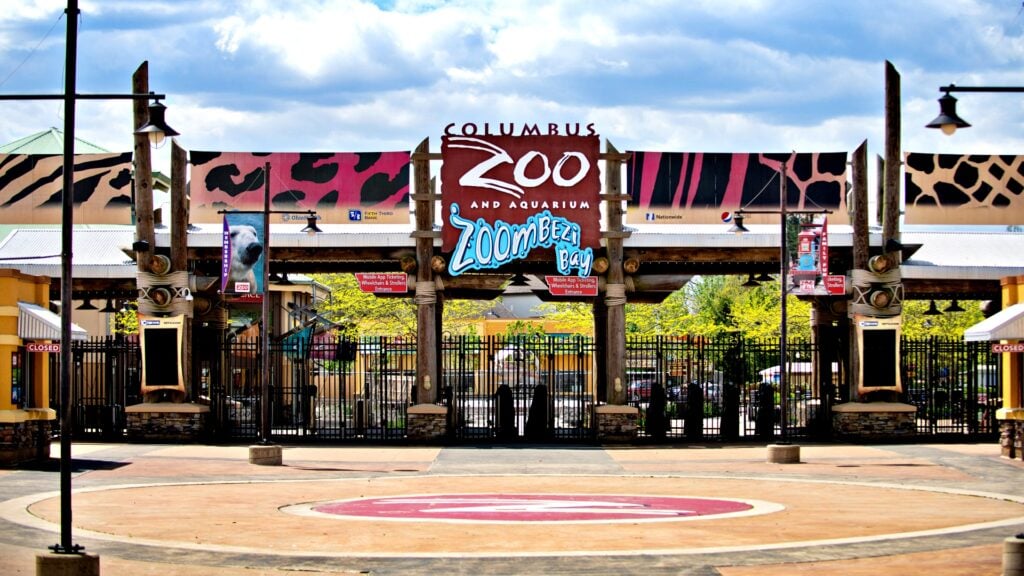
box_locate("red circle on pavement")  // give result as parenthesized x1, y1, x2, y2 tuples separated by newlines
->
(309, 493, 759, 523)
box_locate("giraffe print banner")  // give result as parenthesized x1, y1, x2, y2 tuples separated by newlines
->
(904, 152, 1024, 225)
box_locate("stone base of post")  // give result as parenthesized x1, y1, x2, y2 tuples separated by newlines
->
(36, 552, 100, 576)
(767, 443, 801, 464)
(1004, 535, 1024, 576)
(248, 444, 282, 466)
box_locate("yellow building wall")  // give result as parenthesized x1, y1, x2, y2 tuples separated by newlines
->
(999, 275, 1024, 418)
(0, 270, 52, 412)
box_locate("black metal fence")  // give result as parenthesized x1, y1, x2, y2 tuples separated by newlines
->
(901, 337, 1001, 437)
(50, 333, 1000, 443)
(48, 336, 141, 440)
(624, 336, 842, 442)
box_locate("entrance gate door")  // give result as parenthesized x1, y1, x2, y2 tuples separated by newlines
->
(443, 335, 596, 441)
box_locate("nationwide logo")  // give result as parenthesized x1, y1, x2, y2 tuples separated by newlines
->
(291, 493, 777, 524)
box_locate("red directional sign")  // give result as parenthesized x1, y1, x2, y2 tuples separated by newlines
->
(546, 275, 598, 297)
(355, 273, 408, 294)
(824, 274, 846, 296)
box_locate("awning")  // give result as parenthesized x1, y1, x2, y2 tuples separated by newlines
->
(964, 303, 1024, 342)
(18, 302, 88, 341)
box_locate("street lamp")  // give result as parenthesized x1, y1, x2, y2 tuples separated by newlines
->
(728, 162, 830, 442)
(926, 85, 1024, 135)
(0, 0, 177, 559)
(220, 162, 320, 449)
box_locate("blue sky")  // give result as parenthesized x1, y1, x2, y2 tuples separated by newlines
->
(1, 0, 1024, 175)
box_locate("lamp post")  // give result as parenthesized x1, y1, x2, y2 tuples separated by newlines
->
(926, 85, 1024, 135)
(728, 162, 830, 442)
(220, 162, 319, 449)
(0, 0, 177, 558)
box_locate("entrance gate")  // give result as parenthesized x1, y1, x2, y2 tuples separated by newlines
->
(50, 334, 998, 443)
(442, 335, 596, 442)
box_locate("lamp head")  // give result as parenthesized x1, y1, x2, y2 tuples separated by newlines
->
(728, 214, 749, 234)
(926, 92, 971, 136)
(135, 100, 180, 147)
(301, 213, 322, 235)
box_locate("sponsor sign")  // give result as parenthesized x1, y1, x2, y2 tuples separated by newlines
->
(355, 273, 408, 294)
(26, 343, 60, 353)
(993, 343, 1024, 354)
(546, 275, 599, 297)
(440, 130, 601, 278)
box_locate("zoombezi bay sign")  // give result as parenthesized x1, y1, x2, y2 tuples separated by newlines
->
(441, 124, 601, 278)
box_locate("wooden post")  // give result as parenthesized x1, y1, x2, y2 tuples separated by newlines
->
(171, 140, 190, 398)
(413, 138, 438, 403)
(604, 141, 627, 405)
(132, 62, 154, 273)
(170, 141, 188, 271)
(884, 60, 902, 255)
(852, 140, 869, 270)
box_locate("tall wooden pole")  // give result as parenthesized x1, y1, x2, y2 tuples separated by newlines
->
(603, 141, 628, 404)
(884, 60, 902, 255)
(852, 140, 869, 270)
(171, 141, 190, 399)
(413, 139, 437, 403)
(132, 62, 154, 273)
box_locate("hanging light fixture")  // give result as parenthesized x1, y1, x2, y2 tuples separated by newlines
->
(944, 299, 965, 313)
(509, 272, 530, 287)
(741, 274, 760, 287)
(301, 213, 322, 235)
(923, 300, 942, 316)
(755, 272, 773, 282)
(728, 214, 749, 234)
(100, 299, 118, 313)
(134, 99, 180, 147)
(925, 92, 971, 136)
(75, 299, 97, 310)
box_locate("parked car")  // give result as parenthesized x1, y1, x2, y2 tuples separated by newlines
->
(628, 379, 655, 402)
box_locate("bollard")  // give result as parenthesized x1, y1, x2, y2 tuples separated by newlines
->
(767, 443, 801, 464)
(1004, 534, 1024, 576)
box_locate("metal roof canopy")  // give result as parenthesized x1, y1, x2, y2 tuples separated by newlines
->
(964, 303, 1024, 342)
(18, 302, 87, 341)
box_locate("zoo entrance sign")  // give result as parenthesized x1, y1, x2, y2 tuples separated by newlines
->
(441, 124, 601, 278)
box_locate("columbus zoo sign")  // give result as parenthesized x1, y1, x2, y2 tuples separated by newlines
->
(440, 124, 601, 279)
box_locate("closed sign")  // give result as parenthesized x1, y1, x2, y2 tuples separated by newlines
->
(26, 343, 60, 353)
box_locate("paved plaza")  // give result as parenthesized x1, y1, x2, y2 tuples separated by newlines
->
(0, 441, 1022, 575)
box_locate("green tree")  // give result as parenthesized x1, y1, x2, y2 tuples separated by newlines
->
(311, 273, 494, 337)
(901, 299, 985, 339)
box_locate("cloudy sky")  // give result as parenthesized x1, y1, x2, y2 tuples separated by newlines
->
(1, 0, 1024, 175)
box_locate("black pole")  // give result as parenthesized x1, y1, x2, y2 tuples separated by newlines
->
(55, 0, 82, 554)
(779, 162, 789, 443)
(261, 162, 272, 444)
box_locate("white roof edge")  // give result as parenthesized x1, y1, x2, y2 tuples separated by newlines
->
(964, 303, 1024, 342)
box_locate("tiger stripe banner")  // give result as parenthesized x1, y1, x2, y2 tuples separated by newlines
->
(626, 151, 849, 225)
(0, 152, 134, 224)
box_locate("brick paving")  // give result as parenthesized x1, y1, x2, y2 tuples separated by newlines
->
(0, 441, 1022, 575)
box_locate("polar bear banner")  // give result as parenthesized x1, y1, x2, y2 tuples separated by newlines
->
(221, 213, 265, 295)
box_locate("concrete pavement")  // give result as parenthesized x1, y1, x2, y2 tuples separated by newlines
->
(0, 441, 1022, 575)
